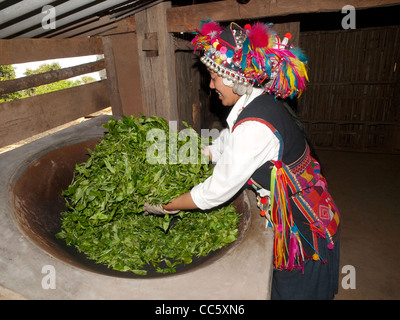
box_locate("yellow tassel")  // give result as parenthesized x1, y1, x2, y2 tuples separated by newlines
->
(275, 231, 284, 268)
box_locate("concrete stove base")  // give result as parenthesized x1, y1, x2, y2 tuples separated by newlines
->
(0, 115, 273, 300)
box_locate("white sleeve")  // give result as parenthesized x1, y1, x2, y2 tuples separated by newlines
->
(206, 127, 229, 163)
(191, 121, 280, 210)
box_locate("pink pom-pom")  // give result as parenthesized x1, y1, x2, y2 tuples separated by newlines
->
(200, 21, 223, 39)
(248, 22, 273, 49)
(327, 243, 334, 250)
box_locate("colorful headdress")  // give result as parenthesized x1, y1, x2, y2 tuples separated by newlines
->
(191, 19, 309, 99)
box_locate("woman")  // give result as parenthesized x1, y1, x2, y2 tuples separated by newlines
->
(144, 20, 340, 300)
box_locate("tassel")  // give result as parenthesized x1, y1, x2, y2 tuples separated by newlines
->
(287, 231, 299, 270)
(270, 161, 292, 270)
(287, 226, 304, 273)
(274, 224, 284, 269)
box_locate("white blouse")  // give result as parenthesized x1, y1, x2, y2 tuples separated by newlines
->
(190, 89, 280, 210)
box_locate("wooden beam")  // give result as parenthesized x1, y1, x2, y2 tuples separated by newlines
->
(135, 2, 178, 121)
(142, 35, 159, 52)
(167, 0, 400, 33)
(0, 60, 106, 95)
(102, 36, 124, 116)
(46, 16, 111, 39)
(173, 37, 194, 51)
(0, 37, 103, 65)
(0, 80, 110, 148)
(101, 33, 144, 117)
(106, 33, 144, 117)
(172, 23, 300, 51)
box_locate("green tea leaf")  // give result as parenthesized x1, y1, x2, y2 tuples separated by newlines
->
(58, 115, 240, 274)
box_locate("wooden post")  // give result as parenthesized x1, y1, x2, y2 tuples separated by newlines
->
(102, 33, 144, 117)
(135, 1, 178, 121)
(102, 36, 124, 116)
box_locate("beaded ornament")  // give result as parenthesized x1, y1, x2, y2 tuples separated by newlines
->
(191, 19, 309, 99)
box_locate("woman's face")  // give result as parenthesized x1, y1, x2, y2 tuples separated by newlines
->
(209, 71, 241, 107)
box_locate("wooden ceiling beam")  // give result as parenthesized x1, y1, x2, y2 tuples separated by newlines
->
(166, 0, 400, 33)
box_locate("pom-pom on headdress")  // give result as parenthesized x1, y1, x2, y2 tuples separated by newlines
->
(191, 19, 309, 99)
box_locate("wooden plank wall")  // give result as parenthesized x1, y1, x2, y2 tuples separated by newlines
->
(175, 51, 203, 132)
(0, 37, 110, 148)
(0, 81, 109, 147)
(298, 26, 400, 153)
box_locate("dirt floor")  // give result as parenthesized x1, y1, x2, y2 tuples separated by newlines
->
(318, 150, 400, 300)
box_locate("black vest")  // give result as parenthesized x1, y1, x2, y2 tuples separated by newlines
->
(232, 94, 306, 190)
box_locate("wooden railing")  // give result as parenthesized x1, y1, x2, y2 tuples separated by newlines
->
(0, 37, 110, 148)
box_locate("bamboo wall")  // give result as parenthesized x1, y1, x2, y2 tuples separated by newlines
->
(298, 26, 400, 153)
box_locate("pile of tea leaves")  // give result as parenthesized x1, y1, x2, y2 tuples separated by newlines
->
(56, 115, 240, 275)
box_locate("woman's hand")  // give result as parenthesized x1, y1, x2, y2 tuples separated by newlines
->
(142, 203, 179, 215)
(142, 192, 198, 215)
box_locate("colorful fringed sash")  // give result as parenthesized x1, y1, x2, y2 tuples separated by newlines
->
(268, 155, 340, 272)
